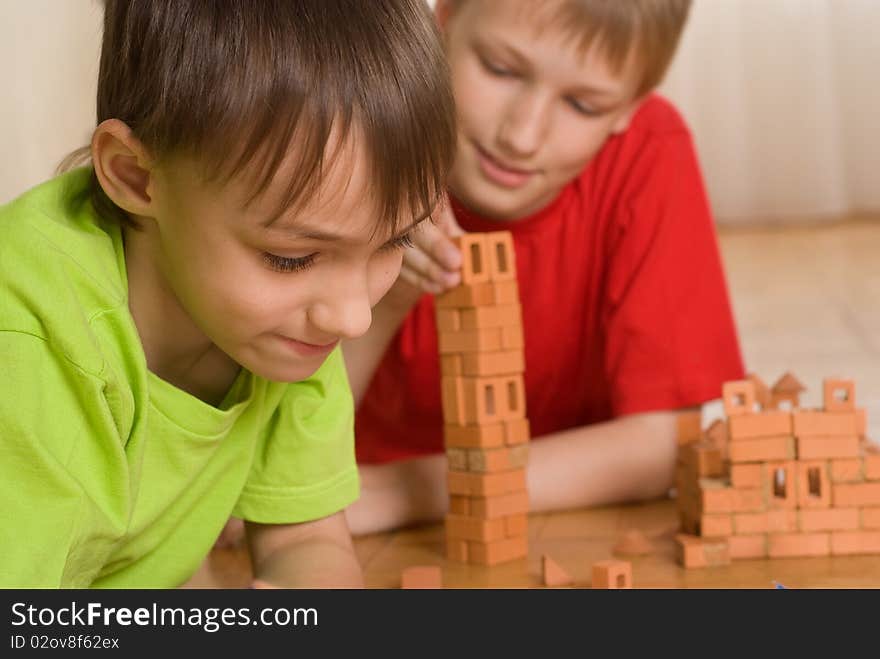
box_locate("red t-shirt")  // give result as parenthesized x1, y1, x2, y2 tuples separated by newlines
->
(355, 95, 745, 464)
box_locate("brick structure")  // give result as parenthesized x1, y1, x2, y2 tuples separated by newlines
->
(437, 232, 530, 566)
(676, 374, 880, 567)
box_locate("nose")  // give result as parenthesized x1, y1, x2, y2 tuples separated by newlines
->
(307, 271, 373, 341)
(496, 90, 549, 160)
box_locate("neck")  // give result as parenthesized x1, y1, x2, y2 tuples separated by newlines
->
(123, 225, 240, 405)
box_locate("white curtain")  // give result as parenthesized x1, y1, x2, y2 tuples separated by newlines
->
(0, 0, 101, 204)
(2, 0, 878, 226)
(662, 0, 880, 224)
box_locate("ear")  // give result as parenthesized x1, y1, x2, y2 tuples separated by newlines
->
(91, 119, 155, 218)
(609, 98, 645, 135)
(434, 0, 454, 31)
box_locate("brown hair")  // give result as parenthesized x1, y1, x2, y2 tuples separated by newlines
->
(63, 0, 457, 233)
(447, 0, 692, 97)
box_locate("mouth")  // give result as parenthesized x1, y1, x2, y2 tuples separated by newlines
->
(277, 335, 339, 358)
(474, 143, 537, 189)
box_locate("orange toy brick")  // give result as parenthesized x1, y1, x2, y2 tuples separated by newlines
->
(832, 482, 880, 507)
(792, 410, 858, 437)
(456, 491, 529, 519)
(438, 327, 503, 354)
(492, 279, 520, 306)
(727, 534, 767, 559)
(542, 555, 573, 587)
(830, 458, 863, 483)
(459, 304, 521, 330)
(733, 510, 797, 535)
(830, 531, 880, 555)
(591, 560, 632, 589)
(730, 463, 764, 489)
(798, 508, 859, 532)
(444, 422, 506, 449)
(796, 435, 859, 460)
(452, 234, 490, 285)
(500, 324, 524, 350)
(767, 532, 830, 558)
(446, 539, 468, 562)
(675, 534, 730, 568)
(860, 508, 880, 529)
(796, 461, 831, 508)
(468, 535, 528, 566)
(698, 514, 733, 537)
(447, 468, 527, 497)
(823, 378, 855, 413)
(728, 410, 792, 440)
(682, 441, 724, 478)
(485, 232, 517, 282)
(401, 566, 443, 589)
(435, 281, 496, 308)
(503, 418, 531, 445)
(747, 373, 772, 409)
(445, 514, 508, 542)
(676, 410, 702, 446)
(864, 446, 880, 480)
(722, 380, 756, 416)
(765, 461, 798, 510)
(465, 444, 529, 473)
(728, 436, 795, 463)
(460, 350, 524, 377)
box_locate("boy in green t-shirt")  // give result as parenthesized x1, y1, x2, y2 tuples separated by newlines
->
(0, 0, 455, 588)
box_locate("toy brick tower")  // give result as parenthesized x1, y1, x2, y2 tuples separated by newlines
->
(676, 374, 880, 567)
(435, 232, 530, 566)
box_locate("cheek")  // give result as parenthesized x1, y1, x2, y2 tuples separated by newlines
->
(367, 251, 404, 304)
(546, 123, 609, 178)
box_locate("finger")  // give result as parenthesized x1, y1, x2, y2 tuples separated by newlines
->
(403, 245, 461, 289)
(398, 263, 445, 295)
(416, 221, 463, 272)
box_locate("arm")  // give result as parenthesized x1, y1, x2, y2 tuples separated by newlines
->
(246, 511, 363, 588)
(346, 409, 681, 536)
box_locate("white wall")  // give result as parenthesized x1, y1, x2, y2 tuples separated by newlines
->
(2, 0, 878, 225)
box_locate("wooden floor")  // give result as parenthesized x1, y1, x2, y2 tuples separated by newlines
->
(715, 218, 880, 436)
(197, 219, 880, 589)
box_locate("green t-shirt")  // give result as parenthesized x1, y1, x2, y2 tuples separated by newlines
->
(0, 170, 359, 588)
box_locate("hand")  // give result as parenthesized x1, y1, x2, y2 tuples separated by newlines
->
(382, 197, 466, 311)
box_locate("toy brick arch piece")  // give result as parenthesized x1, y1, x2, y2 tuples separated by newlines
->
(770, 372, 806, 410)
(722, 380, 756, 417)
(823, 377, 856, 413)
(452, 234, 490, 285)
(485, 232, 517, 282)
(747, 372, 772, 409)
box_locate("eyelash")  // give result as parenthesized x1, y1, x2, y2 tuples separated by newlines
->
(262, 232, 415, 274)
(482, 57, 516, 78)
(262, 252, 316, 273)
(567, 99, 601, 117)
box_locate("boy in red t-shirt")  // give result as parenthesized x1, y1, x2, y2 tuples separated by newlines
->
(343, 0, 745, 535)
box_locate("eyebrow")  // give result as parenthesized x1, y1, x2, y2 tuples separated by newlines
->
(267, 213, 431, 246)
(480, 37, 622, 98)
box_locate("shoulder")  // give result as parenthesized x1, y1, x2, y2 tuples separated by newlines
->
(628, 94, 692, 139)
(0, 169, 127, 376)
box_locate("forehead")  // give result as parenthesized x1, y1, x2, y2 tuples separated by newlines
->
(451, 0, 641, 95)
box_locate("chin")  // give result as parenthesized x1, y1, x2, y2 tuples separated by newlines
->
(241, 357, 324, 384)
